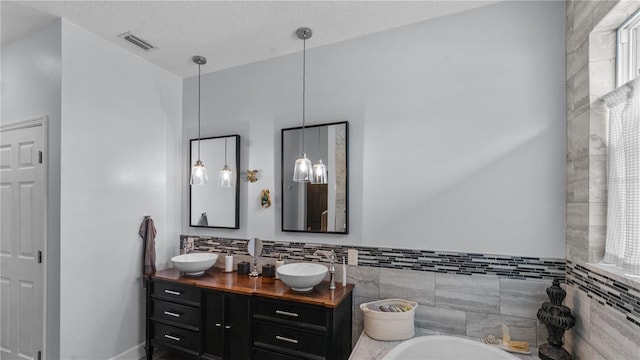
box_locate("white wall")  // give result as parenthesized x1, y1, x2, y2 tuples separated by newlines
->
(59, 20, 182, 359)
(1, 20, 62, 359)
(182, 1, 566, 258)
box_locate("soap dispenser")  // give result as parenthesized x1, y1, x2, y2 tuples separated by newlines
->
(224, 250, 234, 272)
(275, 254, 284, 279)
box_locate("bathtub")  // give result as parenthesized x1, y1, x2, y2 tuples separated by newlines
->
(382, 335, 521, 359)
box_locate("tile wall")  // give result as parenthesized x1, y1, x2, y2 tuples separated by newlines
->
(567, 262, 640, 327)
(565, 1, 640, 358)
(180, 236, 564, 347)
(565, 0, 621, 264)
(564, 262, 640, 359)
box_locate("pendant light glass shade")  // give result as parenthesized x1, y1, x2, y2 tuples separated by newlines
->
(190, 159, 208, 185)
(219, 165, 233, 187)
(191, 55, 207, 185)
(312, 159, 328, 184)
(311, 126, 327, 184)
(293, 153, 312, 182)
(219, 137, 233, 187)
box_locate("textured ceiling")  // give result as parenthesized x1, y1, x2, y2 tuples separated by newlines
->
(2, 1, 499, 78)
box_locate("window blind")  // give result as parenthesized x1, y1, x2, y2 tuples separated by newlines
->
(602, 77, 640, 275)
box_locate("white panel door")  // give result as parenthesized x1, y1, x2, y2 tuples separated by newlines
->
(0, 119, 45, 360)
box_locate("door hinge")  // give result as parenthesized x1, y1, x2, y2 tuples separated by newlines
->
(38, 351, 42, 360)
(38, 151, 43, 164)
(38, 251, 43, 264)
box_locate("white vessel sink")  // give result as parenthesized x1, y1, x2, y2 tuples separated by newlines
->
(171, 252, 218, 276)
(277, 263, 328, 292)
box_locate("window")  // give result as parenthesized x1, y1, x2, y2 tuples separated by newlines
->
(617, 8, 640, 86)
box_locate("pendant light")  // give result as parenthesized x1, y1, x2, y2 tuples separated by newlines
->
(312, 160, 328, 184)
(312, 127, 328, 184)
(293, 27, 313, 182)
(218, 137, 233, 187)
(190, 55, 208, 185)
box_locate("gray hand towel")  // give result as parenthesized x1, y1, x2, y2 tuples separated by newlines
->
(139, 216, 157, 275)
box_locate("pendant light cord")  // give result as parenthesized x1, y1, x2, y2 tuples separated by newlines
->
(301, 35, 306, 154)
(197, 62, 202, 162)
(224, 137, 228, 166)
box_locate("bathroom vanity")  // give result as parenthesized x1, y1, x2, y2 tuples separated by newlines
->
(145, 268, 353, 360)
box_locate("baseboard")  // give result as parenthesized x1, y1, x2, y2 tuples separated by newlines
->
(110, 343, 145, 360)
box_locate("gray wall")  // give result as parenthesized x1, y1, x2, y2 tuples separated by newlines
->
(59, 20, 183, 359)
(182, 0, 567, 259)
(1, 20, 62, 360)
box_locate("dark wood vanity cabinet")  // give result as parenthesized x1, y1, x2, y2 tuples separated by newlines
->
(146, 270, 354, 360)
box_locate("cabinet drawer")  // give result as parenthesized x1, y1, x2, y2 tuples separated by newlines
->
(253, 297, 327, 329)
(152, 322, 200, 354)
(152, 280, 201, 305)
(253, 320, 326, 358)
(152, 299, 200, 331)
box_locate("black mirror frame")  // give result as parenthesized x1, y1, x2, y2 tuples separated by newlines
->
(189, 134, 241, 229)
(281, 121, 349, 234)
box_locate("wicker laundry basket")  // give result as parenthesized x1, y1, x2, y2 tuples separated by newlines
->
(360, 298, 418, 341)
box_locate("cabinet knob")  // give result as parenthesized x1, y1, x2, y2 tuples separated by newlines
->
(225, 325, 231, 329)
(215, 323, 222, 327)
(164, 289, 182, 296)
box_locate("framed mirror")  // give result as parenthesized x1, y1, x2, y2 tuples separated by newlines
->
(281, 121, 348, 233)
(190, 135, 240, 229)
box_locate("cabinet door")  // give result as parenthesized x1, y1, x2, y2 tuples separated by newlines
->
(204, 291, 251, 360)
(225, 293, 251, 360)
(204, 291, 225, 358)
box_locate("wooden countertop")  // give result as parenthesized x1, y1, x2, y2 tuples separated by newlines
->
(151, 268, 354, 308)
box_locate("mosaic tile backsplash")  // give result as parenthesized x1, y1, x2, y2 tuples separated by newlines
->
(180, 235, 572, 347)
(566, 261, 640, 328)
(180, 235, 565, 281)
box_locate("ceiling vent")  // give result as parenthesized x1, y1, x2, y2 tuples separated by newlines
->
(118, 32, 155, 51)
